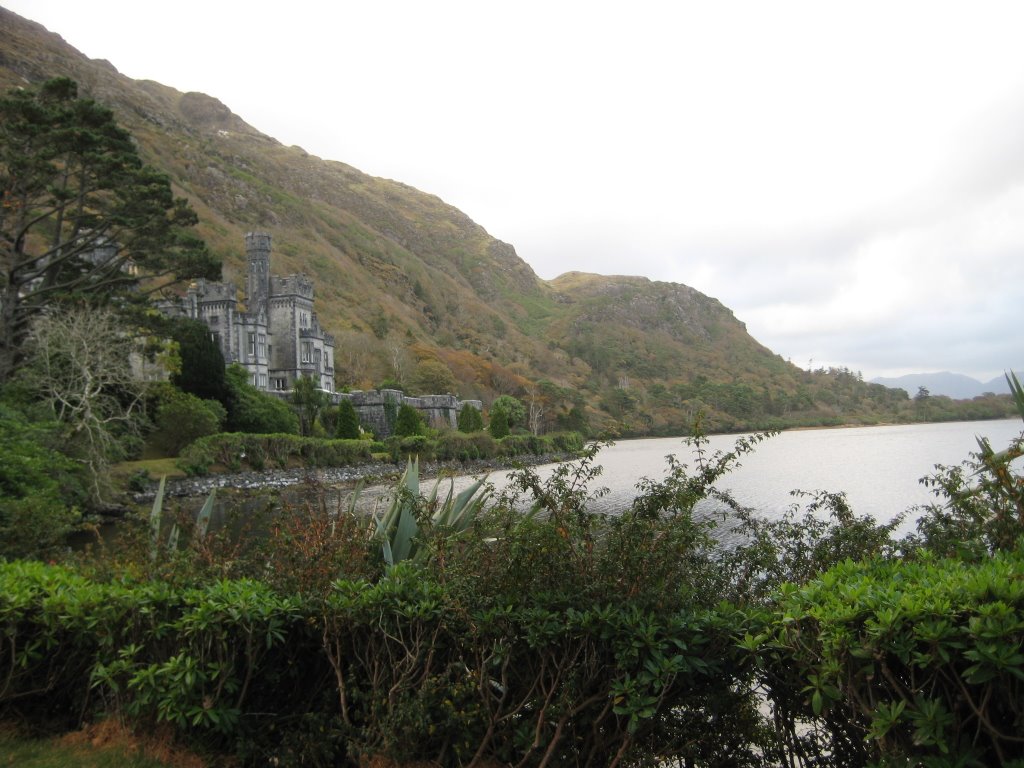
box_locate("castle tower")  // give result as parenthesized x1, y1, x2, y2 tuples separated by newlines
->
(245, 232, 271, 313)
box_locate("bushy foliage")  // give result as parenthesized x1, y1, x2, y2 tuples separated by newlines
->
(4, 391, 1022, 766)
(223, 365, 298, 434)
(177, 433, 371, 475)
(455, 403, 483, 432)
(169, 319, 229, 404)
(753, 549, 1024, 766)
(489, 394, 525, 430)
(335, 397, 361, 439)
(150, 388, 225, 456)
(0, 404, 84, 559)
(487, 409, 509, 439)
(906, 372, 1024, 560)
(393, 402, 425, 437)
(291, 374, 328, 436)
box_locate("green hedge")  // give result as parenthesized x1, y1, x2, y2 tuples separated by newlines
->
(751, 548, 1024, 766)
(4, 549, 1024, 764)
(177, 431, 585, 474)
(0, 560, 746, 766)
(177, 433, 371, 475)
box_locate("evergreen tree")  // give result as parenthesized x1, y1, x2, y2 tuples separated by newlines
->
(170, 319, 228, 404)
(457, 404, 484, 433)
(0, 78, 218, 382)
(394, 403, 425, 437)
(490, 395, 525, 431)
(489, 410, 510, 439)
(336, 398, 361, 439)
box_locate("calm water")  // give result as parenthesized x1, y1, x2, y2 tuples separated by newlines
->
(456, 420, 1022, 539)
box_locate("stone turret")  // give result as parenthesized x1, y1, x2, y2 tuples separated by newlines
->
(245, 232, 271, 311)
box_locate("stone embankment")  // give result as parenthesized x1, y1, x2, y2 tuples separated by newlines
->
(134, 454, 565, 502)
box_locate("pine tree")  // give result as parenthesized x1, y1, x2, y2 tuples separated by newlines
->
(0, 78, 218, 381)
(336, 398, 361, 439)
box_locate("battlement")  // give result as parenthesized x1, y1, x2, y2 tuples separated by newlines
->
(189, 279, 237, 303)
(270, 273, 314, 299)
(245, 232, 272, 256)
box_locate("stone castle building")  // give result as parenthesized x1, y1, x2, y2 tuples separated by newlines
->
(161, 233, 335, 393)
(161, 233, 484, 437)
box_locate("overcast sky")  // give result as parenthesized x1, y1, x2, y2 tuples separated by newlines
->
(7, 1, 1024, 381)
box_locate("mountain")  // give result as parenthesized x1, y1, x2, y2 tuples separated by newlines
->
(870, 372, 1013, 400)
(3, 7, 1011, 434)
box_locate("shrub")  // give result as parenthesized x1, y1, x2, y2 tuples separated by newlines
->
(487, 410, 509, 439)
(758, 550, 1024, 766)
(393, 403, 425, 437)
(0, 404, 84, 559)
(224, 365, 298, 434)
(177, 434, 371, 475)
(455, 404, 483, 433)
(335, 398, 361, 439)
(151, 390, 225, 456)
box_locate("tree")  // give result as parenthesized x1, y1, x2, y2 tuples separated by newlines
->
(23, 307, 146, 501)
(151, 389, 225, 456)
(169, 319, 228, 404)
(488, 409, 510, 439)
(0, 78, 219, 382)
(490, 395, 525, 431)
(336, 397, 361, 439)
(394, 403, 425, 437)
(411, 358, 457, 395)
(292, 374, 328, 436)
(224, 365, 298, 434)
(0, 402, 85, 558)
(457, 404, 484, 433)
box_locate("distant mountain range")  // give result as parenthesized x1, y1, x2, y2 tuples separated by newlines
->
(870, 372, 1015, 400)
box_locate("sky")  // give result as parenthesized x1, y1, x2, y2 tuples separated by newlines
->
(6, 0, 1024, 381)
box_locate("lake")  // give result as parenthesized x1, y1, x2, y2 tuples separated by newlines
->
(457, 419, 1022, 540)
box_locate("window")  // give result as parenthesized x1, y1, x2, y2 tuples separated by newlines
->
(248, 332, 256, 357)
(300, 312, 308, 329)
(301, 341, 313, 363)
(252, 374, 258, 387)
(258, 334, 267, 358)
(210, 331, 220, 347)
(208, 315, 219, 324)
(314, 349, 322, 366)
(258, 373, 268, 389)
(274, 378, 287, 391)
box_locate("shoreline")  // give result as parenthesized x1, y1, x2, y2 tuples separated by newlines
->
(133, 452, 567, 502)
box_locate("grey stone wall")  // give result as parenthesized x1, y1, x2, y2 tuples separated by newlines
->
(339, 390, 483, 438)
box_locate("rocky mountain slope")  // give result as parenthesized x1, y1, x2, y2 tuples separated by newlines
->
(1, 7, 950, 434)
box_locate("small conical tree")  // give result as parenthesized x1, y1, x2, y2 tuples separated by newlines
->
(489, 410, 509, 439)
(336, 398, 361, 439)
(457, 404, 484, 433)
(394, 403, 426, 437)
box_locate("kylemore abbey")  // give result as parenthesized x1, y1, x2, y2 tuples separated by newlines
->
(160, 233, 481, 435)
(160, 232, 336, 394)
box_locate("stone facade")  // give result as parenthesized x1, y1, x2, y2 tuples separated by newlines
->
(161, 233, 335, 393)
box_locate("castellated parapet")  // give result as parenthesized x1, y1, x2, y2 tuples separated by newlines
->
(270, 274, 315, 300)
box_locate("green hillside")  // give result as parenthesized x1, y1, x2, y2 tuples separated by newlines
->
(1, 7, 1014, 433)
